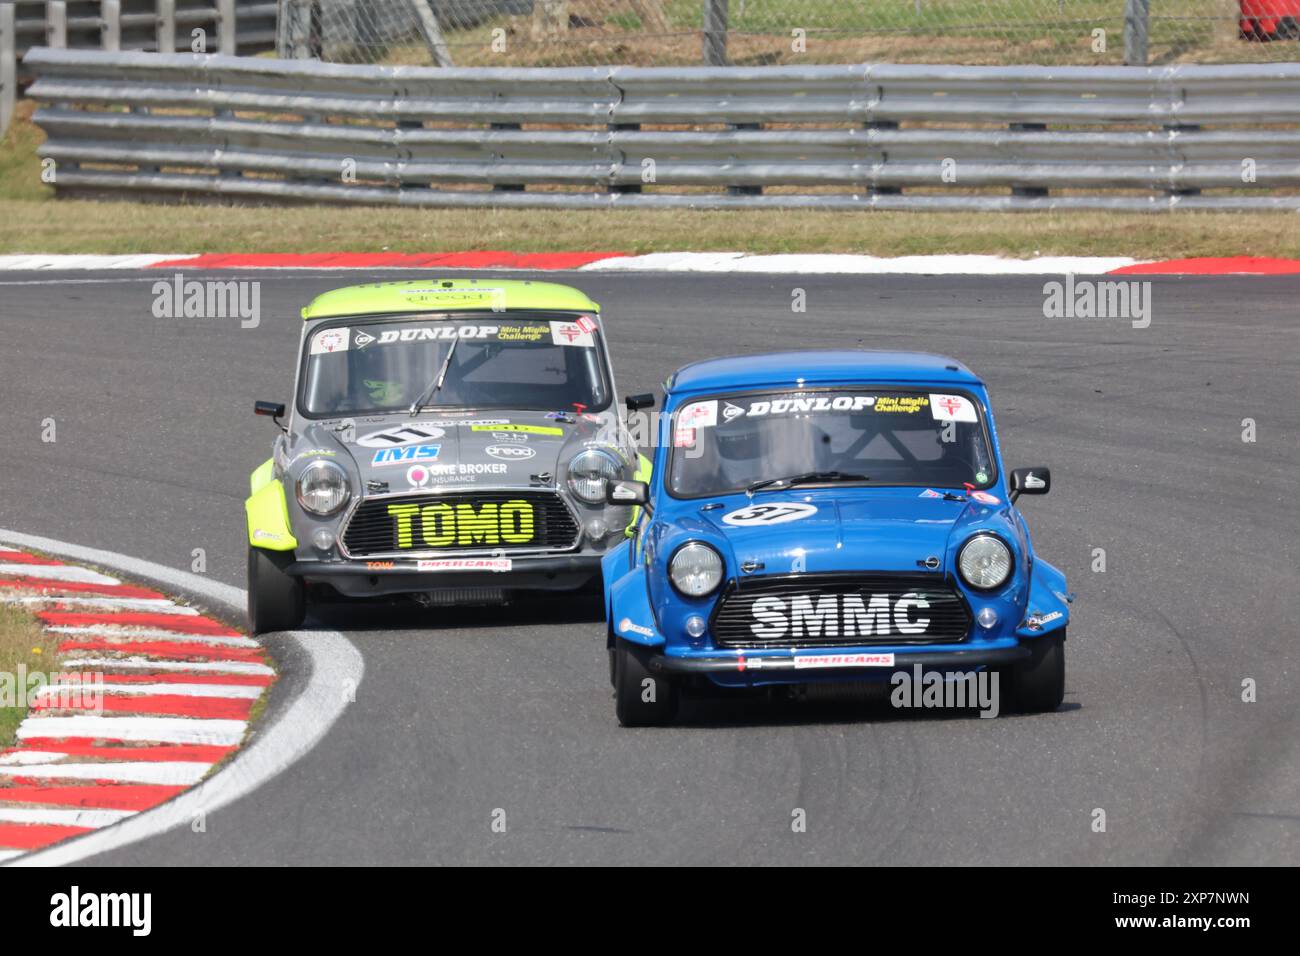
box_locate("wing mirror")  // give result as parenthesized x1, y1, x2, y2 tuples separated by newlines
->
(625, 393, 655, 412)
(607, 479, 651, 515)
(1009, 467, 1051, 504)
(255, 400, 287, 432)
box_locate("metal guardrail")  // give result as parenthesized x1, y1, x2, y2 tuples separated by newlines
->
(1, 1, 276, 132)
(8, 1, 274, 72)
(24, 47, 1300, 210)
(1, 5, 15, 136)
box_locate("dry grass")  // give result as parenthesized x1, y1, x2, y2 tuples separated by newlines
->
(3, 196, 1299, 259)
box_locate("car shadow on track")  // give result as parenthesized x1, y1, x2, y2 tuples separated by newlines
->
(303, 592, 605, 635)
(669, 693, 1082, 729)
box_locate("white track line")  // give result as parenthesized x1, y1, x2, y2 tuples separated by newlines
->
(0, 254, 192, 270)
(0, 762, 212, 785)
(16, 715, 246, 746)
(41, 682, 263, 699)
(0, 564, 119, 584)
(14, 596, 199, 614)
(60, 657, 276, 676)
(0, 851, 22, 863)
(47, 626, 258, 647)
(0, 528, 364, 867)
(0, 808, 135, 827)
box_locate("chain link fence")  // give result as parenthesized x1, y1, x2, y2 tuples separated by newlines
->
(277, 0, 1300, 67)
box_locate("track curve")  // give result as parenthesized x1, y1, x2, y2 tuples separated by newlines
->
(1, 269, 1297, 865)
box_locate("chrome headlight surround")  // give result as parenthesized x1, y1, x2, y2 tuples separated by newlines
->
(957, 533, 1013, 591)
(566, 448, 622, 505)
(295, 459, 351, 517)
(669, 541, 724, 598)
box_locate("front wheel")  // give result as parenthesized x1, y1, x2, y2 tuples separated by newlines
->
(247, 546, 306, 635)
(1009, 630, 1065, 713)
(612, 637, 678, 727)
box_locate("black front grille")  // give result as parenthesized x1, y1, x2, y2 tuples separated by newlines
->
(341, 491, 579, 558)
(710, 573, 972, 648)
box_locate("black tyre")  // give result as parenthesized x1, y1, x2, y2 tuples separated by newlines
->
(247, 546, 306, 635)
(612, 637, 678, 727)
(1010, 631, 1065, 713)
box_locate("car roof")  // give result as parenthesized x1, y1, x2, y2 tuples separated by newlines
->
(667, 351, 983, 394)
(300, 279, 600, 320)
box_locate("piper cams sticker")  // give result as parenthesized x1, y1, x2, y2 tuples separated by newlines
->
(310, 328, 349, 354)
(722, 502, 818, 526)
(793, 652, 895, 670)
(417, 558, 512, 573)
(930, 393, 978, 422)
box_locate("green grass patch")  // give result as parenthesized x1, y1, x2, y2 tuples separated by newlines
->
(0, 602, 59, 747)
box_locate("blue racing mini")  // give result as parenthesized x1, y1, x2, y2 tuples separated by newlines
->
(601, 351, 1070, 726)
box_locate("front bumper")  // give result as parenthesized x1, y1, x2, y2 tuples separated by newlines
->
(639, 640, 1032, 687)
(286, 554, 602, 597)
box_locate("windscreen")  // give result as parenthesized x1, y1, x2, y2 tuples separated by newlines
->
(668, 389, 996, 497)
(299, 314, 609, 416)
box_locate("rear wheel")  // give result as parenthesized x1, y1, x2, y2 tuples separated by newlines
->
(1010, 631, 1065, 713)
(612, 637, 678, 727)
(247, 546, 306, 635)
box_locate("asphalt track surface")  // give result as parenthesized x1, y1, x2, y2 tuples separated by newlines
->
(1, 269, 1297, 866)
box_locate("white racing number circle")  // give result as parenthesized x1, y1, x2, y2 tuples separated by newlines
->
(722, 502, 818, 527)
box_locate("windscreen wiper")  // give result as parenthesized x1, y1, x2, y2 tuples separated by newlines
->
(407, 335, 459, 417)
(746, 471, 870, 494)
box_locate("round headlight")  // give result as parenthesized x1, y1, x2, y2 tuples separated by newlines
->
(669, 541, 724, 598)
(296, 460, 351, 516)
(958, 534, 1013, 590)
(567, 448, 621, 504)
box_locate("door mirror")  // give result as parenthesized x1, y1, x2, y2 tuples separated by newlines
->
(625, 393, 655, 412)
(607, 479, 649, 508)
(254, 401, 287, 432)
(1010, 467, 1051, 503)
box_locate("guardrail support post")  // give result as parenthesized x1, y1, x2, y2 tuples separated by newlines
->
(608, 125, 639, 196)
(490, 123, 525, 192)
(866, 121, 901, 196)
(101, 0, 121, 51)
(727, 122, 761, 196)
(1009, 123, 1048, 199)
(217, 0, 236, 54)
(157, 0, 175, 52)
(46, 0, 68, 48)
(0, 2, 14, 138)
(1164, 123, 1201, 197)
(702, 0, 727, 66)
(1123, 0, 1149, 66)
